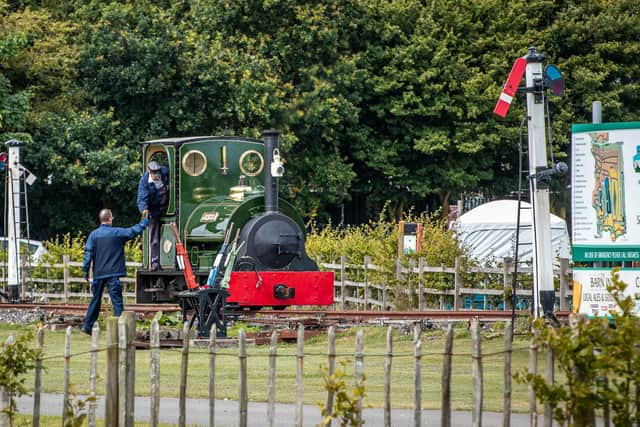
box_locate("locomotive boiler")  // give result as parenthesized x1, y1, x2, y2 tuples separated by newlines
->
(135, 130, 333, 327)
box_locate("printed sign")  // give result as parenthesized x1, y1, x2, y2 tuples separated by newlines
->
(572, 269, 640, 316)
(398, 221, 423, 256)
(571, 122, 640, 261)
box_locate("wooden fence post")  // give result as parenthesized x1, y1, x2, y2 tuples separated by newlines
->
(150, 319, 160, 427)
(268, 330, 277, 427)
(364, 256, 371, 310)
(418, 257, 425, 311)
(384, 326, 393, 427)
(568, 315, 595, 426)
(88, 324, 99, 427)
(63, 254, 70, 304)
(441, 324, 454, 427)
(529, 328, 539, 427)
(326, 326, 336, 427)
(119, 312, 136, 427)
(382, 259, 388, 311)
(354, 329, 364, 426)
(62, 326, 72, 426)
(407, 259, 415, 308)
(118, 317, 126, 427)
(32, 328, 44, 427)
(454, 257, 463, 311)
(209, 324, 217, 427)
(105, 317, 119, 427)
(503, 257, 513, 311)
(296, 324, 304, 427)
(503, 320, 512, 427)
(239, 329, 248, 427)
(126, 313, 136, 425)
(414, 331, 422, 427)
(1, 335, 15, 427)
(340, 256, 347, 310)
(395, 258, 402, 306)
(471, 318, 482, 427)
(559, 258, 569, 311)
(179, 322, 190, 427)
(543, 345, 554, 427)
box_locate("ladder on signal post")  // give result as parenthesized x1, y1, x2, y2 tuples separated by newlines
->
(3, 140, 36, 302)
(511, 119, 533, 322)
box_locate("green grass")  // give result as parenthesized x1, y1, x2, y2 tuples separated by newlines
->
(14, 414, 183, 427)
(0, 322, 550, 413)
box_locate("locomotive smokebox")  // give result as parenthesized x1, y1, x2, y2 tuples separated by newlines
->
(262, 129, 281, 213)
(234, 130, 319, 273)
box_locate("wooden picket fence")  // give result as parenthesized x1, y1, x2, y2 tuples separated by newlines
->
(2, 255, 572, 311)
(0, 315, 558, 427)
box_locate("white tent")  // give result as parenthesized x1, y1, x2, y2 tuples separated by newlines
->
(453, 200, 571, 264)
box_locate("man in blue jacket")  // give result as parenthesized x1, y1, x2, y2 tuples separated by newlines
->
(81, 209, 149, 334)
(137, 161, 169, 270)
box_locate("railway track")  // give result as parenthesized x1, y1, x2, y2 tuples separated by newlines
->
(0, 302, 569, 323)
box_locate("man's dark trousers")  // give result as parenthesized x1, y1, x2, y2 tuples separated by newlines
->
(149, 217, 161, 269)
(82, 277, 124, 333)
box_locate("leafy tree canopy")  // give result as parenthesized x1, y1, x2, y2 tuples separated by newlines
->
(0, 0, 638, 237)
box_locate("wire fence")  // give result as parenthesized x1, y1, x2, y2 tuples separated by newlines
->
(0, 315, 554, 427)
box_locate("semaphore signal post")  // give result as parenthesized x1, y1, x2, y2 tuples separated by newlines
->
(494, 47, 566, 320)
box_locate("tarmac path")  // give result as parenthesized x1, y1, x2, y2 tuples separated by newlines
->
(16, 392, 544, 426)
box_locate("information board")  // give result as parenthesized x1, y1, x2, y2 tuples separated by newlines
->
(572, 268, 640, 316)
(571, 122, 640, 261)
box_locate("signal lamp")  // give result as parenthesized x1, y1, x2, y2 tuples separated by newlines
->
(544, 64, 565, 96)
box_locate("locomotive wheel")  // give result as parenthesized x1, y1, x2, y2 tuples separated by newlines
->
(272, 305, 287, 311)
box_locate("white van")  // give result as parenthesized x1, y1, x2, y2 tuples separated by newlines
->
(0, 238, 48, 263)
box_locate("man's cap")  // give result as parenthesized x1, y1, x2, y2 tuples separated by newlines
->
(148, 161, 161, 172)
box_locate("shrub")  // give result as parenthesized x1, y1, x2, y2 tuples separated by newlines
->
(317, 359, 365, 427)
(0, 330, 41, 424)
(306, 206, 465, 309)
(517, 268, 640, 426)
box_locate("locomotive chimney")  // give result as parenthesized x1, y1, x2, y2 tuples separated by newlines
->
(262, 129, 281, 213)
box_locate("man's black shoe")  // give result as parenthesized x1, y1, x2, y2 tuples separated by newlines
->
(81, 328, 92, 336)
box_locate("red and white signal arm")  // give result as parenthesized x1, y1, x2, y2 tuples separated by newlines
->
(494, 57, 526, 118)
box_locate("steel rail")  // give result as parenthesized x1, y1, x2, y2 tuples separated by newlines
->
(248, 309, 571, 322)
(0, 303, 570, 322)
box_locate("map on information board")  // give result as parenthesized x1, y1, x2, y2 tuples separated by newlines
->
(572, 122, 640, 261)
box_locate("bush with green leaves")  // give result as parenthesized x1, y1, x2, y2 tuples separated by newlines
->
(19, 233, 142, 297)
(0, 330, 41, 424)
(31, 233, 142, 276)
(317, 359, 365, 427)
(517, 268, 640, 426)
(306, 207, 464, 309)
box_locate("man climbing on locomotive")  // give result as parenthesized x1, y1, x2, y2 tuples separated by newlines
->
(137, 160, 169, 270)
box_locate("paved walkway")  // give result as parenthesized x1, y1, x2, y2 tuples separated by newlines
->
(17, 392, 544, 426)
